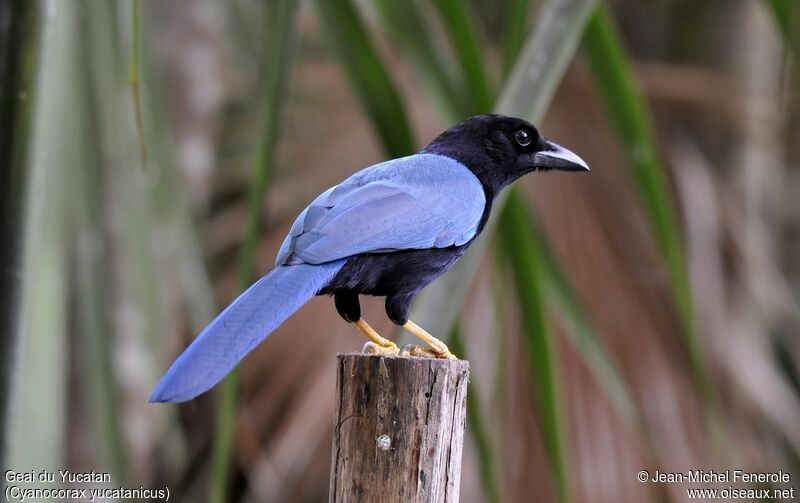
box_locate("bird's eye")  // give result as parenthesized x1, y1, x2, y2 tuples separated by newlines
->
(515, 130, 531, 147)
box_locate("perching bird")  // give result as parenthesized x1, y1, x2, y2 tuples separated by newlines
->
(150, 114, 588, 403)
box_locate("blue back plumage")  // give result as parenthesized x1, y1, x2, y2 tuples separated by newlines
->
(276, 154, 485, 265)
(149, 260, 345, 402)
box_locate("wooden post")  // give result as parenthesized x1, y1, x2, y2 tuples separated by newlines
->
(329, 353, 470, 503)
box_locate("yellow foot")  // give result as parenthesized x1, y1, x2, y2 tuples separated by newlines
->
(352, 319, 398, 355)
(400, 343, 452, 359)
(362, 341, 400, 355)
(402, 320, 457, 360)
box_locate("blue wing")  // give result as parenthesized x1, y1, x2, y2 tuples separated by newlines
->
(275, 153, 486, 266)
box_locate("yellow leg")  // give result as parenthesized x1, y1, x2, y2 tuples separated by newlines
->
(402, 320, 457, 360)
(353, 319, 399, 355)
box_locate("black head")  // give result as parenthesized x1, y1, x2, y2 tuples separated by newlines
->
(421, 114, 589, 199)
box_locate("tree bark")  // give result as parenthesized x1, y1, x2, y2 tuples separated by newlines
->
(330, 353, 469, 503)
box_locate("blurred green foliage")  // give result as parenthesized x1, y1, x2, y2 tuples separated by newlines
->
(3, 0, 798, 501)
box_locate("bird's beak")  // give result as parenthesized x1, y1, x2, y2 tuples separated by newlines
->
(533, 140, 590, 172)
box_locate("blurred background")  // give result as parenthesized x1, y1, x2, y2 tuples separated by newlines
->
(1, 0, 799, 501)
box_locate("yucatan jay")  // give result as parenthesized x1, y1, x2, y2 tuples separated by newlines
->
(150, 114, 589, 403)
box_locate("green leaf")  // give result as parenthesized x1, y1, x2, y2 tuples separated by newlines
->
(372, 0, 464, 123)
(431, 0, 494, 114)
(129, 0, 147, 170)
(236, 1, 298, 290)
(582, 6, 714, 403)
(211, 1, 298, 501)
(498, 192, 569, 502)
(0, 0, 39, 467)
(522, 196, 641, 430)
(501, 0, 534, 76)
(315, 0, 414, 157)
(8, 0, 78, 477)
(764, 0, 800, 60)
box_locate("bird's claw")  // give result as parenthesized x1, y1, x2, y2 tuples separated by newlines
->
(399, 343, 456, 360)
(362, 341, 400, 356)
(427, 342, 457, 360)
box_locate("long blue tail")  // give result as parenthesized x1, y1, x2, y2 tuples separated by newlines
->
(149, 260, 346, 403)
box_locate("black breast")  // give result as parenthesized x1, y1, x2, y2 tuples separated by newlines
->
(319, 245, 469, 299)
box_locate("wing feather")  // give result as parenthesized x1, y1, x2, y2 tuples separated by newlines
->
(275, 154, 485, 266)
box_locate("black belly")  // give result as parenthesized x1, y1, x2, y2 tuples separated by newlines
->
(320, 245, 468, 299)
(316, 195, 491, 325)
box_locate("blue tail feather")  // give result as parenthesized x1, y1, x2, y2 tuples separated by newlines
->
(149, 260, 346, 403)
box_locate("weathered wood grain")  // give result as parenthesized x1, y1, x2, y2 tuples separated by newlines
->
(329, 353, 470, 503)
